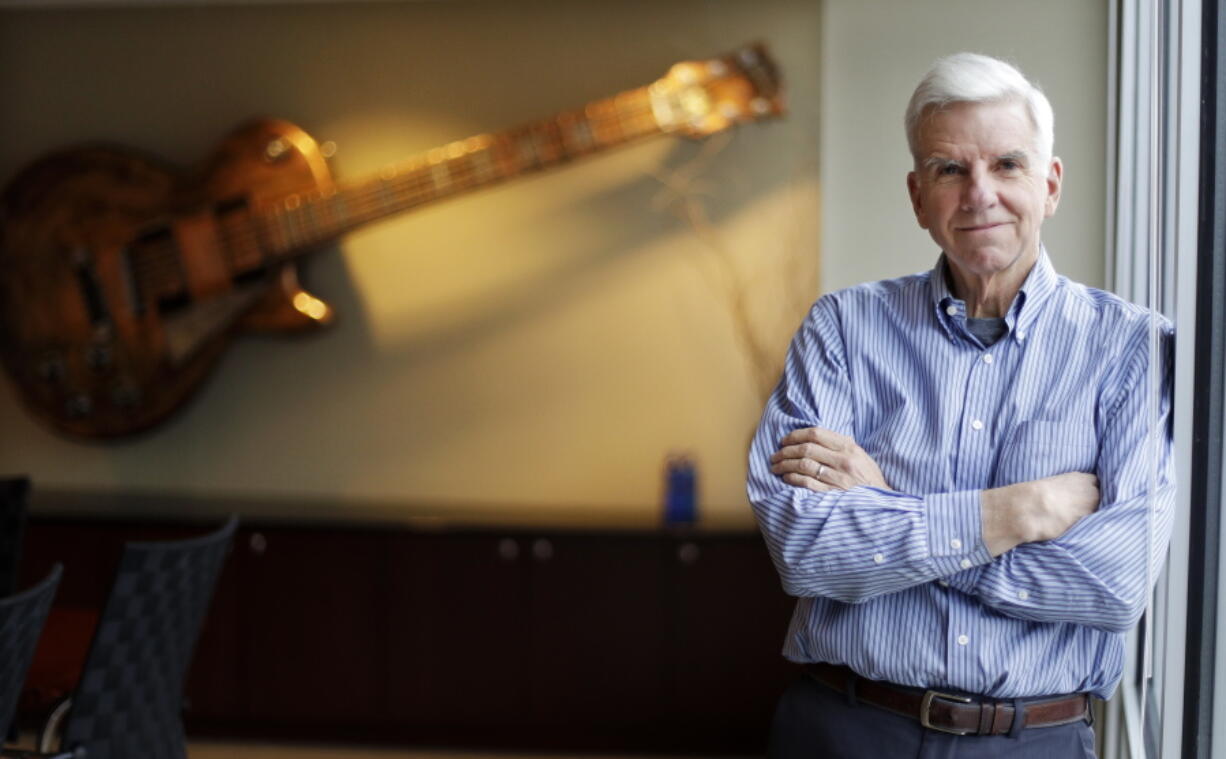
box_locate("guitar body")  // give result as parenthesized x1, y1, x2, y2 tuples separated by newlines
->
(0, 119, 335, 438)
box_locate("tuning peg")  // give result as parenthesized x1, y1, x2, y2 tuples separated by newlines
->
(320, 140, 337, 158)
(264, 138, 289, 161)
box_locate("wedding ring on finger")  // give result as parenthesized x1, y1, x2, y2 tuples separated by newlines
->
(816, 463, 826, 479)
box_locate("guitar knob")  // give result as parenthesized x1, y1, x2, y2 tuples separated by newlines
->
(37, 354, 65, 383)
(86, 344, 113, 371)
(64, 394, 93, 418)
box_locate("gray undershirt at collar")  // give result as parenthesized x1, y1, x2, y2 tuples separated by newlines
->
(966, 317, 1008, 347)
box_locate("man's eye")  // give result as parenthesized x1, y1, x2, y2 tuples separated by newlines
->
(938, 165, 962, 176)
(999, 160, 1021, 171)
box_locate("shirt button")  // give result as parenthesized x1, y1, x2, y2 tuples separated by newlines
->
(970, 419, 984, 431)
(960, 558, 972, 569)
(1018, 590, 1030, 600)
(873, 553, 885, 564)
(957, 634, 969, 646)
(938, 580, 950, 587)
(946, 305, 958, 316)
(950, 538, 962, 550)
(982, 354, 994, 364)
(1017, 330, 1027, 341)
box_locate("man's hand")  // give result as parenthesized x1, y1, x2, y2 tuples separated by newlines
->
(769, 427, 892, 492)
(981, 472, 1100, 556)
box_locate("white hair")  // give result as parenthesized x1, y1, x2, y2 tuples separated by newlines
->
(904, 52, 1054, 169)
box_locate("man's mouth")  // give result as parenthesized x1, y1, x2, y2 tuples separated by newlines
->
(957, 222, 1009, 232)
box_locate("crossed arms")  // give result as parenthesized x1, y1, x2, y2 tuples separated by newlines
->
(747, 300, 1174, 634)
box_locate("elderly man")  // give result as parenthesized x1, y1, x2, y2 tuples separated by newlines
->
(747, 53, 1173, 758)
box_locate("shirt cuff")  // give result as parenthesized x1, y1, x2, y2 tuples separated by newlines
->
(925, 490, 993, 576)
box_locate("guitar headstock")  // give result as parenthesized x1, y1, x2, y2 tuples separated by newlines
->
(649, 43, 785, 138)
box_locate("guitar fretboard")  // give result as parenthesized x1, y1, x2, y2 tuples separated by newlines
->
(256, 86, 660, 261)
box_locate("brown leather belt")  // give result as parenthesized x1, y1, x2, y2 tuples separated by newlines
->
(803, 662, 1091, 736)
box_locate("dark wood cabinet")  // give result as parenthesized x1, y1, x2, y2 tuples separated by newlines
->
(21, 517, 795, 753)
(667, 535, 797, 748)
(386, 532, 533, 736)
(527, 534, 669, 743)
(238, 527, 390, 728)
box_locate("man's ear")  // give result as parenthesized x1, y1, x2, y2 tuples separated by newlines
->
(1044, 157, 1064, 217)
(907, 171, 927, 229)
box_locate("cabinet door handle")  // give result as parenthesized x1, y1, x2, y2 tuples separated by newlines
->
(678, 542, 700, 565)
(497, 538, 520, 561)
(249, 532, 267, 555)
(531, 538, 554, 562)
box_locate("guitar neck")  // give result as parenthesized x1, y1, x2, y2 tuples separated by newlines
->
(258, 85, 662, 258)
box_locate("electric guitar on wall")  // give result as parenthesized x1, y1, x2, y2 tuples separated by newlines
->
(0, 44, 783, 440)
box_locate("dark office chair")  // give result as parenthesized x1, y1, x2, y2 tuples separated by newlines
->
(0, 565, 61, 743)
(37, 517, 237, 759)
(0, 478, 30, 598)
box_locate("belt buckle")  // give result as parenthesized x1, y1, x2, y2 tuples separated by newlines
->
(920, 689, 975, 735)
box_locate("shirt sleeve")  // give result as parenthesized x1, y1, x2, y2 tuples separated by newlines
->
(747, 297, 992, 604)
(960, 321, 1175, 632)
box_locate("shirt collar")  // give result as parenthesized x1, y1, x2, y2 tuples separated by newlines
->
(929, 245, 1060, 344)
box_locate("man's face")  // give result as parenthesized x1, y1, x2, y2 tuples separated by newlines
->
(906, 100, 1062, 283)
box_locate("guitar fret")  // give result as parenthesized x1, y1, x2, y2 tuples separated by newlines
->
(586, 98, 625, 146)
(471, 147, 497, 183)
(514, 130, 540, 170)
(541, 120, 568, 164)
(304, 203, 321, 242)
(430, 152, 452, 192)
(378, 172, 397, 211)
(559, 112, 595, 154)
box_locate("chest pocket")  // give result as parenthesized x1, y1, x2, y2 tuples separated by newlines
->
(995, 419, 1099, 486)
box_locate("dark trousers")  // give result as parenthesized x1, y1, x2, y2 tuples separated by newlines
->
(768, 676, 1096, 759)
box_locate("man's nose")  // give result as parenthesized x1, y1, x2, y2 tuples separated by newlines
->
(960, 167, 997, 211)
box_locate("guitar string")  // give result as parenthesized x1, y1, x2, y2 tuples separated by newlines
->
(126, 89, 686, 301)
(258, 93, 658, 251)
(128, 96, 660, 301)
(257, 94, 661, 258)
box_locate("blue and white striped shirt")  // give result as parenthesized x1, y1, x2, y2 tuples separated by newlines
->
(747, 249, 1173, 699)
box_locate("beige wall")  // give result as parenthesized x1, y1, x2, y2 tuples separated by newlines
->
(821, 0, 1109, 292)
(0, 0, 821, 526)
(0, 0, 1108, 527)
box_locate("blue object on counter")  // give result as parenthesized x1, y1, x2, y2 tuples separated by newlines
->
(664, 454, 697, 525)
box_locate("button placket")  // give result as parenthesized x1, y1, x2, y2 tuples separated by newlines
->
(951, 333, 1012, 490)
(946, 601, 980, 692)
